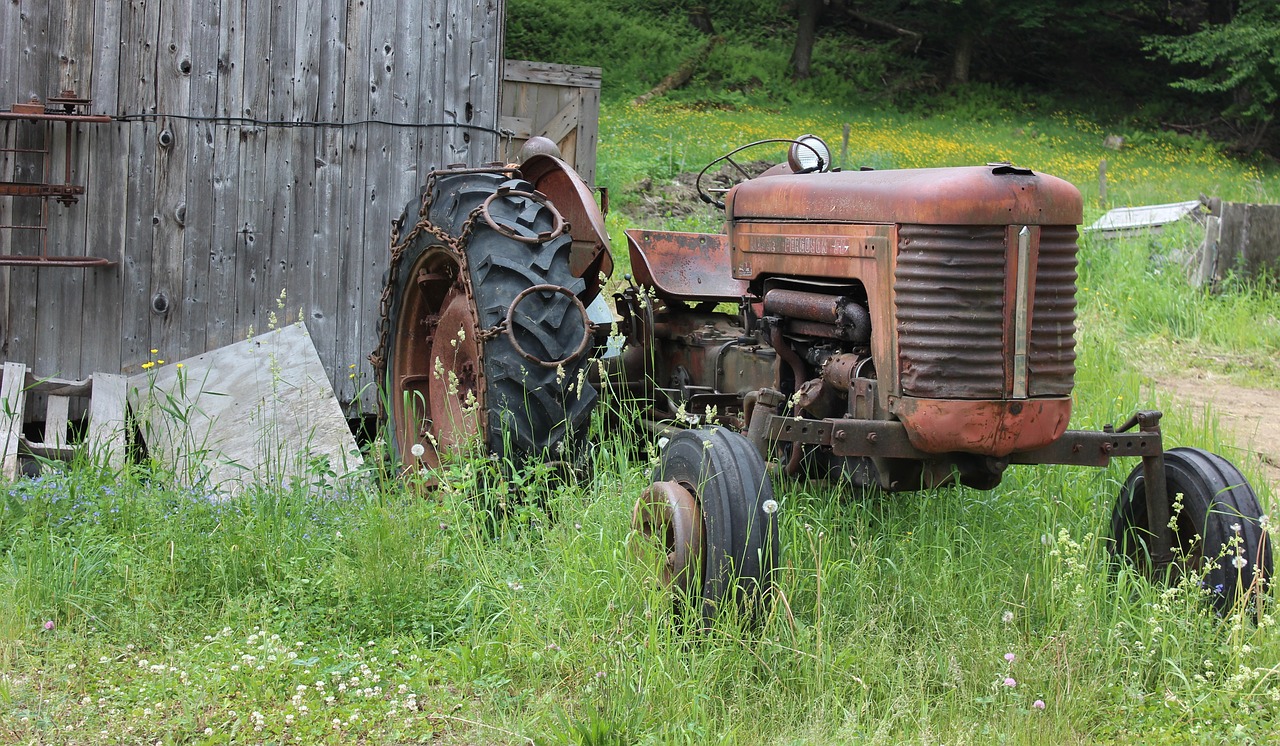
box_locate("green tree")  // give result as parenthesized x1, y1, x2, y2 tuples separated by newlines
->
(1146, 0, 1280, 153)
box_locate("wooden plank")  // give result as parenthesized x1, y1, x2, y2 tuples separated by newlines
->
(178, 0, 221, 360)
(355, 0, 398, 411)
(1, 122, 13, 264)
(90, 0, 124, 115)
(119, 119, 158, 371)
(234, 0, 273, 344)
(315, 0, 344, 123)
(443, 0, 476, 165)
(56, 0, 93, 245)
(78, 120, 128, 378)
(471, 0, 504, 162)
(9, 1, 52, 377)
(87, 372, 127, 468)
(42, 395, 70, 448)
(476, 0, 504, 161)
(0, 1, 21, 100)
(43, 1, 98, 380)
(419, 2, 445, 171)
(60, 0, 96, 372)
(311, 127, 344, 392)
(118, 0, 161, 115)
(503, 59, 601, 89)
(285, 2, 322, 373)
(25, 375, 92, 397)
(214, 0, 246, 119)
(533, 82, 561, 148)
(0, 259, 8, 365)
(308, 0, 345, 388)
(76, 0, 126, 385)
(499, 115, 534, 140)
(118, 0, 162, 372)
(205, 0, 247, 352)
(13, 0, 49, 100)
(575, 84, 600, 186)
(262, 0, 299, 338)
(538, 97, 580, 145)
(1219, 202, 1280, 281)
(149, 0, 194, 363)
(335, 0, 372, 407)
(59, 0, 94, 93)
(1, 361, 27, 479)
(128, 322, 363, 491)
(36, 1, 85, 381)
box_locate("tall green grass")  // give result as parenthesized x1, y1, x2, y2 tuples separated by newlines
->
(3, 101, 1280, 744)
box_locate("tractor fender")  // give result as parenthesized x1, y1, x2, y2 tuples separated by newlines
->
(520, 154, 614, 302)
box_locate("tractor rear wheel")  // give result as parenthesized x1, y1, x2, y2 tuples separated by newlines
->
(384, 171, 598, 472)
(1111, 447, 1272, 615)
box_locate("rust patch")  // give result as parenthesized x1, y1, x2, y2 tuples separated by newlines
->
(892, 396, 1072, 456)
(626, 230, 747, 302)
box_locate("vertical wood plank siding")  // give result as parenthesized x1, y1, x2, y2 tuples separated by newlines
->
(0, 0, 506, 414)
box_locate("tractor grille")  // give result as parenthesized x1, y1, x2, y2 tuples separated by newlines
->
(894, 224, 1079, 399)
(896, 225, 1008, 398)
(1028, 225, 1078, 395)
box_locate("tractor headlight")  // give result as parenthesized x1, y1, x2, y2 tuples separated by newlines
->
(787, 134, 831, 173)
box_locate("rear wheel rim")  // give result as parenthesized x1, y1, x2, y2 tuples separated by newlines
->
(390, 249, 483, 469)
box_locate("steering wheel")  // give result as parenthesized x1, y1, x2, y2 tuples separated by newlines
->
(694, 136, 830, 210)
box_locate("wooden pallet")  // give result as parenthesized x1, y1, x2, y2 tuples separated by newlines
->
(1, 362, 127, 478)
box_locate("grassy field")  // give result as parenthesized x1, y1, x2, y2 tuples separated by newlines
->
(3, 101, 1280, 744)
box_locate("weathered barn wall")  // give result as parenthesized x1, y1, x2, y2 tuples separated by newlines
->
(0, 0, 506, 414)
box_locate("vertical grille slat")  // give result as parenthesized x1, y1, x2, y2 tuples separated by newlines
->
(896, 225, 1007, 398)
(1029, 226, 1078, 395)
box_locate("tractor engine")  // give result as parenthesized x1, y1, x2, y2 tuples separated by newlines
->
(618, 144, 1083, 492)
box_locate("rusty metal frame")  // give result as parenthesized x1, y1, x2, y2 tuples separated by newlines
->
(759, 408, 1175, 565)
(0, 93, 114, 267)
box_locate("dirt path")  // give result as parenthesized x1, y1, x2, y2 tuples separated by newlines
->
(1152, 372, 1280, 494)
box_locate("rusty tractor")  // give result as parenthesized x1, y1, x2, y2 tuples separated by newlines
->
(379, 135, 1271, 625)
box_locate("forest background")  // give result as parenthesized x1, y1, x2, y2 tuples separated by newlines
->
(508, 0, 1280, 156)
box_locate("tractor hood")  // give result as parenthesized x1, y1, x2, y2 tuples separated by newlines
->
(727, 164, 1082, 226)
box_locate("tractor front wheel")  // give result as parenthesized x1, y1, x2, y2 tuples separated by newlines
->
(1111, 447, 1272, 615)
(634, 427, 780, 627)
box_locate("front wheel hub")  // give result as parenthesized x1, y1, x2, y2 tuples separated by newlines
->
(633, 480, 704, 595)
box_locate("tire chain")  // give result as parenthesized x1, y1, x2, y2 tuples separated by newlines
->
(368, 168, 547, 419)
(369, 171, 493, 418)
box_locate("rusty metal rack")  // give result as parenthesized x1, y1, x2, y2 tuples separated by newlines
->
(0, 91, 113, 267)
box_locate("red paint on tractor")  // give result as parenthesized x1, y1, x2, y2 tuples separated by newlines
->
(891, 396, 1073, 456)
